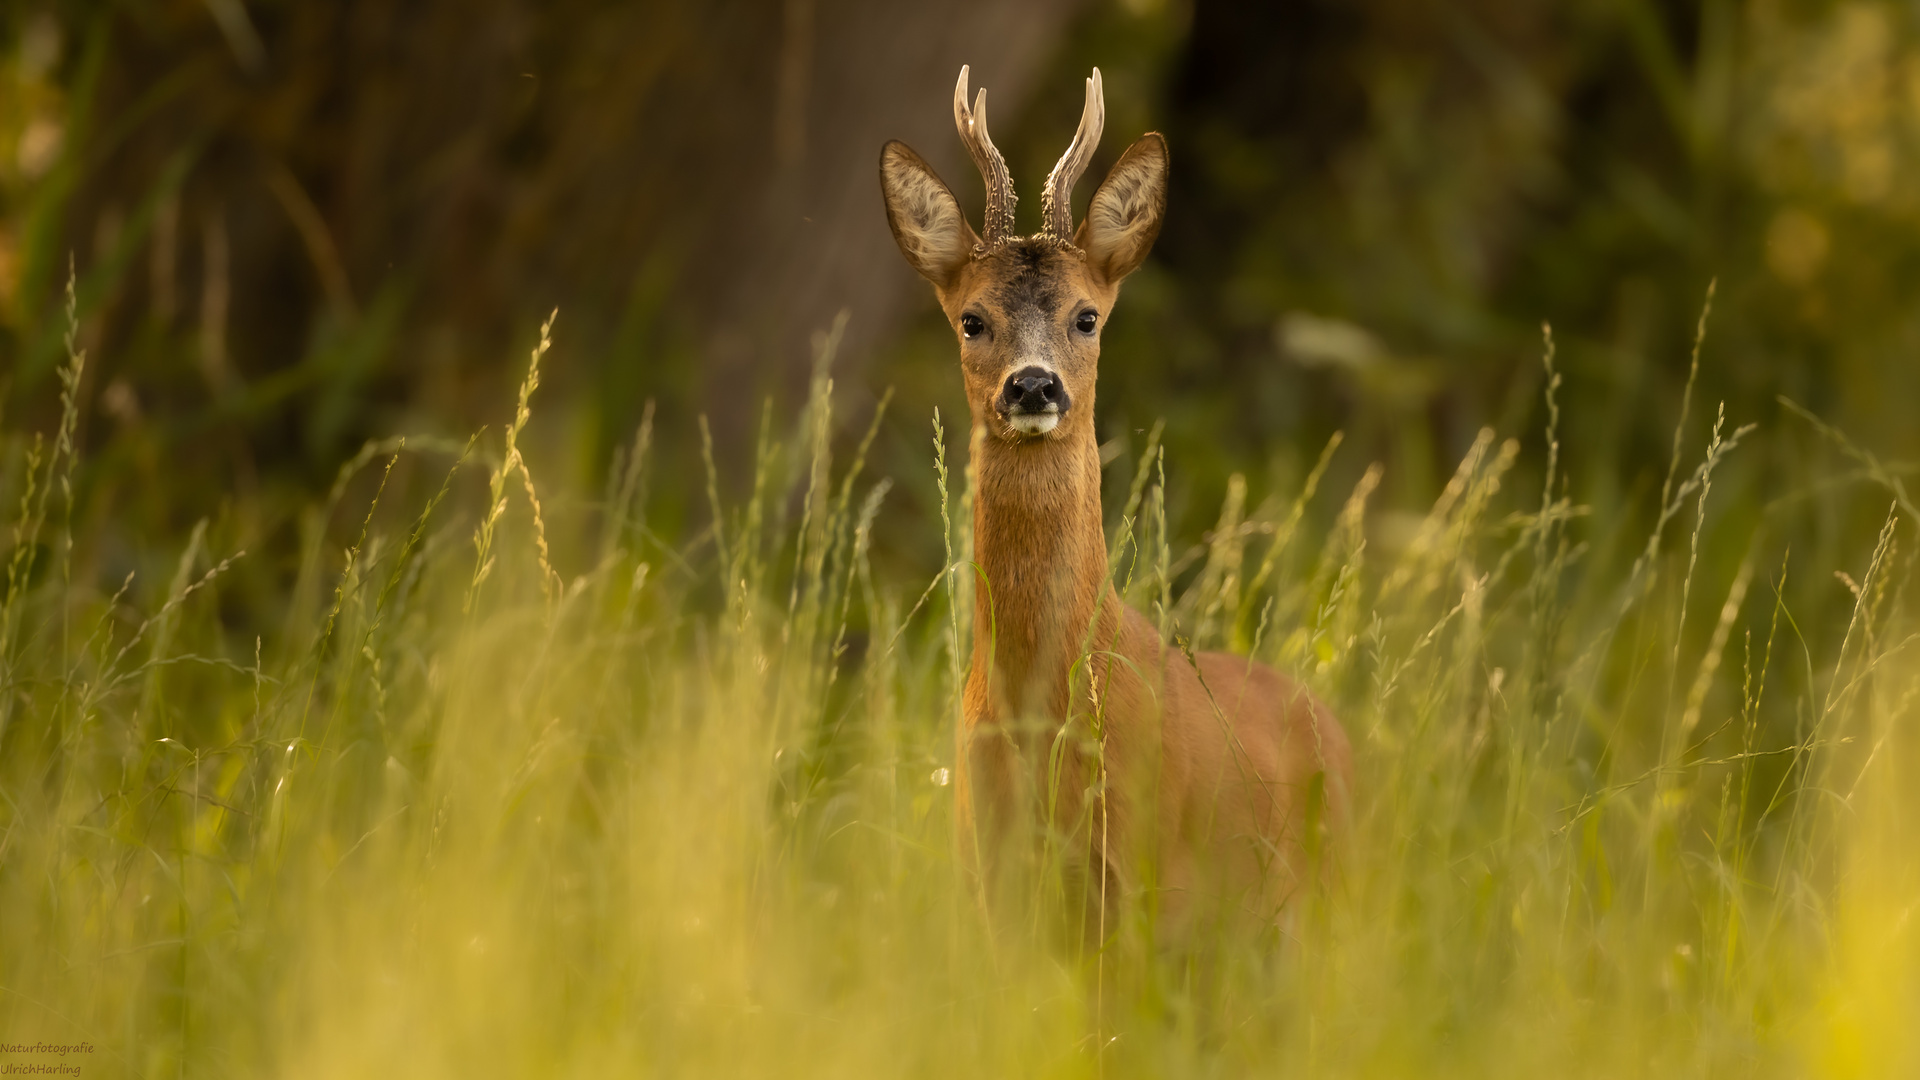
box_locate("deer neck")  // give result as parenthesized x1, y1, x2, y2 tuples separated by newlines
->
(967, 422, 1117, 726)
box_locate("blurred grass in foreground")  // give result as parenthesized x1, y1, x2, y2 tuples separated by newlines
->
(1, 295, 1917, 1079)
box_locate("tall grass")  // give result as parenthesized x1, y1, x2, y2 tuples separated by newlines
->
(0, 302, 1915, 1079)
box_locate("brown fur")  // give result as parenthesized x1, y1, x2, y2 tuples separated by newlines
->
(880, 107, 1352, 932)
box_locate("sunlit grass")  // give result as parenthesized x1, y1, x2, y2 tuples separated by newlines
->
(1, 296, 1915, 1079)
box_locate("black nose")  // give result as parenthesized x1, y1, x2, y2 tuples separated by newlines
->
(999, 366, 1069, 413)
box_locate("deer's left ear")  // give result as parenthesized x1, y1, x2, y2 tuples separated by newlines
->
(1075, 133, 1169, 285)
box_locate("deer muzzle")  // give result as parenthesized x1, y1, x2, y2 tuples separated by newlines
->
(998, 366, 1070, 436)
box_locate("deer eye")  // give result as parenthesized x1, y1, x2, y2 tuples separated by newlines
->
(960, 314, 985, 339)
(1075, 310, 1098, 334)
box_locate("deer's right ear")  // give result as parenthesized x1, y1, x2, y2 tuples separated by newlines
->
(880, 141, 976, 289)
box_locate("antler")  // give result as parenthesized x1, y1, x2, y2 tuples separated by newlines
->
(954, 66, 1017, 247)
(1042, 68, 1104, 244)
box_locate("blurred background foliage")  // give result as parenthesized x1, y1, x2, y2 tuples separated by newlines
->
(2, 0, 1917, 625)
(11, 7, 1920, 1074)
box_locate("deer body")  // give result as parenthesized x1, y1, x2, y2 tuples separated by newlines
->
(883, 69, 1352, 928)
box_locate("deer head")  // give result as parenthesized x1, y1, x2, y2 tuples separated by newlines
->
(880, 67, 1169, 443)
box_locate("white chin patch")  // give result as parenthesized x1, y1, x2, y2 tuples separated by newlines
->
(1008, 412, 1060, 437)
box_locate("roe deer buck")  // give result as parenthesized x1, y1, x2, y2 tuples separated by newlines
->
(879, 67, 1353, 931)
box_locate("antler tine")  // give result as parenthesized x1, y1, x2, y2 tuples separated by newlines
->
(954, 65, 1017, 246)
(1044, 71, 1105, 242)
(1042, 68, 1105, 243)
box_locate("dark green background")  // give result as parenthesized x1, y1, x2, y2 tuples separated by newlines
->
(3, 0, 1914, 624)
